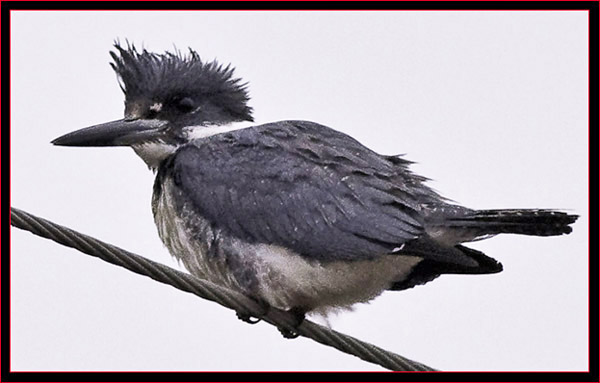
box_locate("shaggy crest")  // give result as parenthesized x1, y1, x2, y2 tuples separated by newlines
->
(109, 41, 253, 121)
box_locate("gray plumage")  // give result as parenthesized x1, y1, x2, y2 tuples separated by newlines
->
(159, 121, 431, 262)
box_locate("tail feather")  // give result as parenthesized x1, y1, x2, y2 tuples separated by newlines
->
(447, 209, 578, 237)
(389, 244, 503, 291)
(394, 208, 578, 292)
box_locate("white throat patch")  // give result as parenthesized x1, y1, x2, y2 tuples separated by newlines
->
(183, 120, 254, 140)
(132, 141, 177, 171)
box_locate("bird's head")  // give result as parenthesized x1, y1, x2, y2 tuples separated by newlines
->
(52, 41, 253, 169)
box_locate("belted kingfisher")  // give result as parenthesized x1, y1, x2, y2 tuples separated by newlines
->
(52, 42, 577, 328)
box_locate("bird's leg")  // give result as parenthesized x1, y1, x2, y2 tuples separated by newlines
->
(236, 297, 269, 325)
(277, 306, 306, 339)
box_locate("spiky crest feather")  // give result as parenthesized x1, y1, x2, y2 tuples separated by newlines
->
(109, 41, 253, 121)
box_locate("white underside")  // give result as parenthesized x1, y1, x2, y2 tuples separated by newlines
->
(251, 244, 422, 315)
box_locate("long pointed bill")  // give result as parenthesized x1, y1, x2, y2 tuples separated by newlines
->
(51, 119, 168, 147)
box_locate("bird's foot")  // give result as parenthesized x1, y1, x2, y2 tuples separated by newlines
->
(236, 312, 262, 324)
(277, 307, 306, 339)
(278, 328, 300, 339)
(236, 298, 269, 325)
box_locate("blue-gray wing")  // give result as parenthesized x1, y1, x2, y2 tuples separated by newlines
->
(165, 120, 440, 261)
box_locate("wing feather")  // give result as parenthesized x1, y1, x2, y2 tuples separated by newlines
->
(168, 121, 435, 261)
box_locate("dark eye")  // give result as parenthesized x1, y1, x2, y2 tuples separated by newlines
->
(176, 97, 195, 113)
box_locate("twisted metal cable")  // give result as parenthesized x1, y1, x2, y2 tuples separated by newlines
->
(10, 207, 437, 372)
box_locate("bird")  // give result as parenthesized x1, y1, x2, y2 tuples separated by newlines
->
(52, 42, 578, 335)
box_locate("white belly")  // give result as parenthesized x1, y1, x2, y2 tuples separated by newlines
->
(249, 244, 422, 315)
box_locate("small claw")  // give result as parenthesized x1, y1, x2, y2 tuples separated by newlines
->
(278, 327, 300, 339)
(236, 312, 262, 324)
(276, 306, 306, 340)
(236, 298, 270, 325)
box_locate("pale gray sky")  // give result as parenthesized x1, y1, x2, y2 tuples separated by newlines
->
(11, 11, 588, 371)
